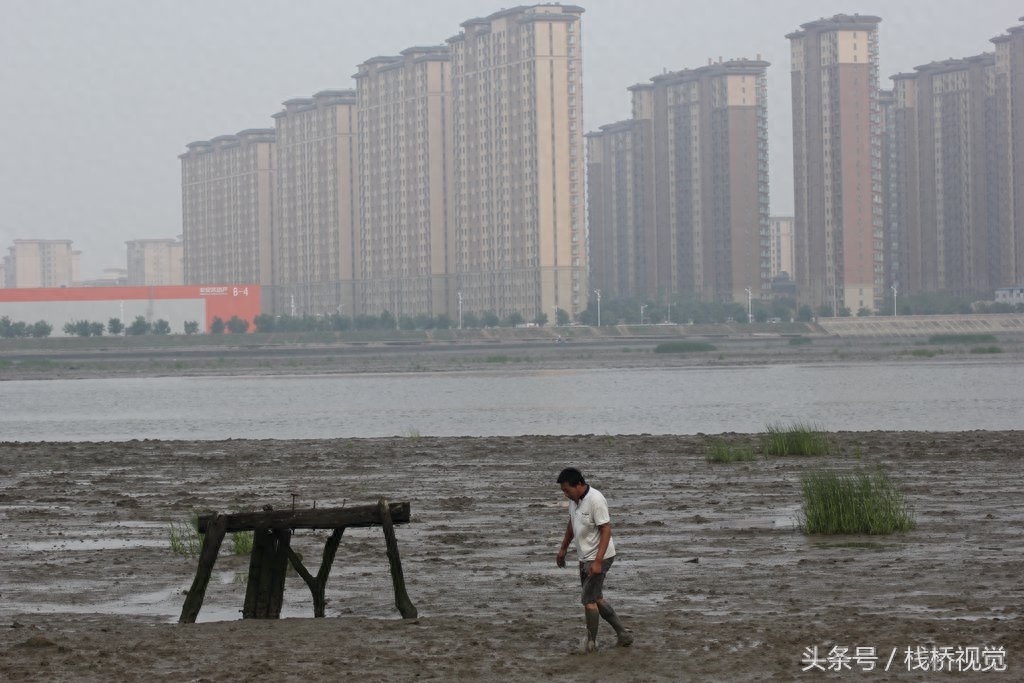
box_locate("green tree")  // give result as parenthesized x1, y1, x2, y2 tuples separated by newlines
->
(556, 308, 571, 326)
(857, 307, 873, 317)
(226, 316, 249, 334)
(797, 305, 814, 322)
(30, 320, 52, 338)
(127, 315, 151, 336)
(153, 319, 171, 335)
(89, 321, 105, 337)
(210, 316, 225, 334)
(434, 314, 452, 330)
(253, 313, 275, 332)
(462, 312, 480, 329)
(534, 311, 549, 327)
(482, 311, 500, 327)
(107, 317, 124, 335)
(0, 316, 12, 338)
(506, 312, 525, 327)
(184, 320, 200, 335)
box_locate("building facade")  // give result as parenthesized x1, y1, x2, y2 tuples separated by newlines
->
(992, 18, 1024, 288)
(789, 14, 883, 313)
(272, 91, 360, 317)
(448, 4, 587, 320)
(126, 238, 183, 286)
(588, 59, 770, 305)
(180, 129, 275, 291)
(891, 56, 1000, 297)
(3, 239, 80, 288)
(355, 48, 452, 320)
(769, 216, 796, 279)
(586, 119, 650, 300)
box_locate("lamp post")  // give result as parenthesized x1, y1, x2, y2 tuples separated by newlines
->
(553, 306, 559, 326)
(594, 289, 601, 327)
(745, 287, 752, 324)
(457, 290, 463, 330)
(640, 304, 647, 325)
(891, 285, 898, 318)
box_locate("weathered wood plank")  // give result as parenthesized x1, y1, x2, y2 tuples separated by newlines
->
(378, 497, 417, 619)
(178, 513, 227, 624)
(197, 503, 409, 533)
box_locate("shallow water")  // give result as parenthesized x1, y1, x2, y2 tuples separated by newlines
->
(1, 360, 1021, 441)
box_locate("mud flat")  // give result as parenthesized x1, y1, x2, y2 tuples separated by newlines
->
(0, 431, 1021, 681)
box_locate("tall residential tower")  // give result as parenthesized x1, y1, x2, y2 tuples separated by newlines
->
(448, 5, 586, 320)
(789, 14, 883, 313)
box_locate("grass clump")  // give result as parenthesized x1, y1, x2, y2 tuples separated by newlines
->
(169, 515, 204, 557)
(970, 346, 1003, 354)
(762, 422, 831, 456)
(800, 467, 915, 535)
(928, 333, 997, 345)
(787, 336, 813, 346)
(654, 340, 716, 354)
(706, 439, 756, 463)
(231, 530, 254, 555)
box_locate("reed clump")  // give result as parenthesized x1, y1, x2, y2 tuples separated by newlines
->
(705, 439, 756, 463)
(761, 422, 831, 456)
(800, 467, 915, 535)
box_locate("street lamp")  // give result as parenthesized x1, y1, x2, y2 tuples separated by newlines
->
(640, 304, 647, 325)
(593, 289, 601, 327)
(553, 306, 559, 326)
(745, 287, 752, 324)
(457, 290, 463, 330)
(891, 285, 898, 318)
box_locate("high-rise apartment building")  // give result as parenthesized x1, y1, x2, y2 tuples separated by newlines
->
(355, 47, 452, 320)
(180, 129, 275, 289)
(992, 18, 1024, 286)
(272, 91, 360, 317)
(769, 216, 796, 279)
(126, 238, 183, 286)
(3, 239, 80, 288)
(586, 119, 650, 299)
(789, 14, 883, 313)
(588, 59, 770, 304)
(448, 5, 586, 320)
(890, 56, 999, 296)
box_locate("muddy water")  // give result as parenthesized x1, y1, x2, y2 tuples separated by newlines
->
(2, 360, 1022, 441)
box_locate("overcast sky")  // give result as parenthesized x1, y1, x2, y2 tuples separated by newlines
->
(2, 1, 1020, 279)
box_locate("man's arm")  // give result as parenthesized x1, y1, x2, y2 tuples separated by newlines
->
(556, 519, 574, 567)
(588, 523, 612, 575)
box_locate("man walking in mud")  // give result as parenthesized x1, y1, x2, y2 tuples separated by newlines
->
(556, 467, 633, 652)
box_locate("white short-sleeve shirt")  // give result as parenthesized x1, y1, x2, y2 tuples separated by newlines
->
(569, 486, 616, 562)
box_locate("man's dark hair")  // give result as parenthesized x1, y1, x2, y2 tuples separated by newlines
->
(557, 467, 586, 486)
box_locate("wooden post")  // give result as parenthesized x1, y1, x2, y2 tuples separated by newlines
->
(378, 497, 417, 619)
(243, 527, 292, 619)
(179, 513, 227, 624)
(289, 527, 345, 617)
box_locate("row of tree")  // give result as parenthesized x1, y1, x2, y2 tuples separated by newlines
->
(3, 293, 1021, 339)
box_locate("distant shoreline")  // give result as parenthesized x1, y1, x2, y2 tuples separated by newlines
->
(1, 324, 1022, 381)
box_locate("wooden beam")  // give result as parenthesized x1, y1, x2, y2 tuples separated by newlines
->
(379, 497, 418, 619)
(178, 513, 227, 624)
(197, 502, 409, 533)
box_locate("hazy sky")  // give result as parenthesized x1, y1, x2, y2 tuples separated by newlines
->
(2, 1, 1020, 279)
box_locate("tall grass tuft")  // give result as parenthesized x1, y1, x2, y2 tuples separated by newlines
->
(762, 421, 831, 456)
(231, 530, 254, 555)
(800, 467, 915, 535)
(705, 439, 756, 463)
(169, 514, 204, 557)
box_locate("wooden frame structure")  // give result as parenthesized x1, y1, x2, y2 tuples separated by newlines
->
(179, 498, 416, 623)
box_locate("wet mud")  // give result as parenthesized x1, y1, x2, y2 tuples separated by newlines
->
(0, 432, 1021, 681)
